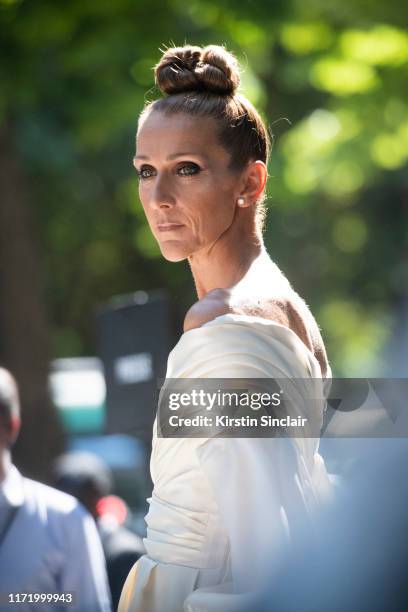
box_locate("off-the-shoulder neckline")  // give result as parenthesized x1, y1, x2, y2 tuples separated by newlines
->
(179, 312, 307, 355)
(184, 312, 300, 338)
(175, 313, 331, 379)
(200, 312, 291, 330)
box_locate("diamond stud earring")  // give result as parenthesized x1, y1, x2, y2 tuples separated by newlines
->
(237, 197, 245, 206)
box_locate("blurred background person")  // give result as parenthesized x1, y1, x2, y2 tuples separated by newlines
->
(53, 451, 145, 610)
(0, 368, 112, 612)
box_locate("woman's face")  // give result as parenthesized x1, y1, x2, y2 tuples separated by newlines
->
(134, 110, 240, 262)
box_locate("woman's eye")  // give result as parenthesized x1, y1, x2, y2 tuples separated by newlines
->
(137, 166, 155, 180)
(136, 163, 200, 180)
(177, 163, 200, 176)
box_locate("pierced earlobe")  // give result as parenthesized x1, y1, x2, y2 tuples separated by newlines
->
(237, 197, 245, 206)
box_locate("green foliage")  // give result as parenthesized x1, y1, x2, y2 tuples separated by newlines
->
(1, 0, 407, 375)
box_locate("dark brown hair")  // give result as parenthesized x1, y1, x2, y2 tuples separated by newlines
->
(139, 44, 271, 179)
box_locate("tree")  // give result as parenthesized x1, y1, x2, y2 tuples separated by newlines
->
(0, 119, 63, 479)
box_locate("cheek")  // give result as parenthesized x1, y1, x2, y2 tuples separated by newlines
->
(138, 186, 156, 224)
(195, 186, 235, 237)
(185, 179, 235, 227)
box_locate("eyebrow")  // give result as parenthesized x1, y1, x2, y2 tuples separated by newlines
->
(134, 152, 207, 162)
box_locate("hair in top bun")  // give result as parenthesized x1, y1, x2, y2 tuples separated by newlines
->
(138, 44, 271, 227)
(155, 45, 240, 96)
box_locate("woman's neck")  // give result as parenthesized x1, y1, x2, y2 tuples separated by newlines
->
(187, 236, 267, 300)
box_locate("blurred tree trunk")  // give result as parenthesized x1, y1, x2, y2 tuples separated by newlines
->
(0, 118, 64, 482)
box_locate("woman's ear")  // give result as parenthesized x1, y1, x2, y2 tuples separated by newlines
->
(237, 160, 268, 207)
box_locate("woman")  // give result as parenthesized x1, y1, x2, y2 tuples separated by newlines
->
(119, 44, 332, 612)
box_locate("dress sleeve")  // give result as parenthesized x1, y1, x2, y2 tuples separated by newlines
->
(183, 434, 331, 612)
(193, 437, 310, 595)
(118, 554, 207, 612)
(182, 321, 332, 606)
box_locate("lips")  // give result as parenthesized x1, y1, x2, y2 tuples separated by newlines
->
(157, 223, 184, 232)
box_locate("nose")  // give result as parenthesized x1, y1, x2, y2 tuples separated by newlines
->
(150, 172, 175, 209)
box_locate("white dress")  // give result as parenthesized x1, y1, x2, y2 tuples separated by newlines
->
(119, 314, 332, 612)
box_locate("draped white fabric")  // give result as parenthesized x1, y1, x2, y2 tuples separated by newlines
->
(119, 314, 332, 612)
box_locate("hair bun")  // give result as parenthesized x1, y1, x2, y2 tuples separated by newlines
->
(155, 44, 240, 96)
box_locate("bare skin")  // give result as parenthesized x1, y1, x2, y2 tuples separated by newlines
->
(0, 369, 21, 482)
(0, 413, 19, 482)
(134, 110, 329, 377)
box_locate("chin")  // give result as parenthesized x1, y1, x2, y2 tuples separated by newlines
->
(159, 241, 190, 262)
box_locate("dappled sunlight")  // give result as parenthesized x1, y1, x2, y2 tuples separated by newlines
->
(370, 126, 408, 170)
(279, 21, 334, 55)
(319, 299, 392, 376)
(324, 161, 365, 197)
(340, 25, 408, 67)
(281, 108, 366, 196)
(310, 57, 380, 95)
(332, 213, 368, 253)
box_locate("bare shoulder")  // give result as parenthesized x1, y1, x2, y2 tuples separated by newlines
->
(184, 289, 290, 333)
(183, 289, 232, 332)
(183, 289, 329, 377)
